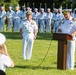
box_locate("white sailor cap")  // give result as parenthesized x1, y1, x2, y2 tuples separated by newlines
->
(0, 33, 6, 45)
(27, 7, 31, 10)
(16, 6, 20, 8)
(22, 6, 25, 8)
(40, 8, 44, 10)
(9, 6, 12, 8)
(47, 8, 50, 10)
(34, 8, 38, 10)
(68, 9, 72, 12)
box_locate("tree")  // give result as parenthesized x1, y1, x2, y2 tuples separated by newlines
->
(0, 0, 19, 11)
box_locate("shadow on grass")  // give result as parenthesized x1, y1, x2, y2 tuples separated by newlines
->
(15, 65, 56, 70)
(1, 32, 20, 39)
(0, 32, 53, 40)
(37, 33, 53, 40)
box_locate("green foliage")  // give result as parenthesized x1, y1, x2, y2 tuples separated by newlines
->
(0, 0, 19, 11)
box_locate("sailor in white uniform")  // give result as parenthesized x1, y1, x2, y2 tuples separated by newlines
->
(32, 8, 39, 25)
(6, 6, 14, 31)
(13, 6, 21, 32)
(21, 6, 27, 21)
(38, 8, 46, 33)
(20, 11, 38, 60)
(0, 6, 6, 31)
(52, 8, 60, 32)
(45, 8, 53, 32)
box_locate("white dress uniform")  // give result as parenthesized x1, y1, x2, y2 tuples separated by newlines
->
(45, 12, 53, 32)
(56, 16, 76, 70)
(38, 12, 46, 33)
(6, 10, 14, 31)
(20, 19, 38, 60)
(32, 12, 40, 25)
(13, 10, 21, 32)
(0, 10, 6, 31)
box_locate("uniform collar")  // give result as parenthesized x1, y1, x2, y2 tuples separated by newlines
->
(26, 19, 32, 23)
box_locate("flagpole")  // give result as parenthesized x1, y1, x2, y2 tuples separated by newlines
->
(27, 3, 29, 7)
(33, 3, 35, 12)
(39, 3, 42, 12)
(45, 3, 47, 12)
(53, 3, 55, 9)
(66, 4, 68, 9)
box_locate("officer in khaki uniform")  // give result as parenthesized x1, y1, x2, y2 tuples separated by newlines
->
(56, 10, 76, 70)
(20, 11, 38, 60)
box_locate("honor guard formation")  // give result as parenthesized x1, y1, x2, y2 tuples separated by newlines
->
(0, 5, 76, 33)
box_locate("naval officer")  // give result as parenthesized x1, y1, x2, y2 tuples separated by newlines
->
(56, 10, 76, 70)
(20, 11, 38, 60)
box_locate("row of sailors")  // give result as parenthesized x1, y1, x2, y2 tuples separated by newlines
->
(1, 6, 76, 33)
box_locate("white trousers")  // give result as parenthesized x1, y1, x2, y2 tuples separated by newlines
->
(22, 35, 34, 60)
(66, 40, 75, 69)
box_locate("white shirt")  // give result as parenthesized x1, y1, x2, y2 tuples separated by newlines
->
(0, 54, 11, 72)
(57, 17, 76, 34)
(20, 20, 38, 38)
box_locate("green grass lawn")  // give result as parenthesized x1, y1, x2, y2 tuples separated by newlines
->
(1, 32, 76, 75)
